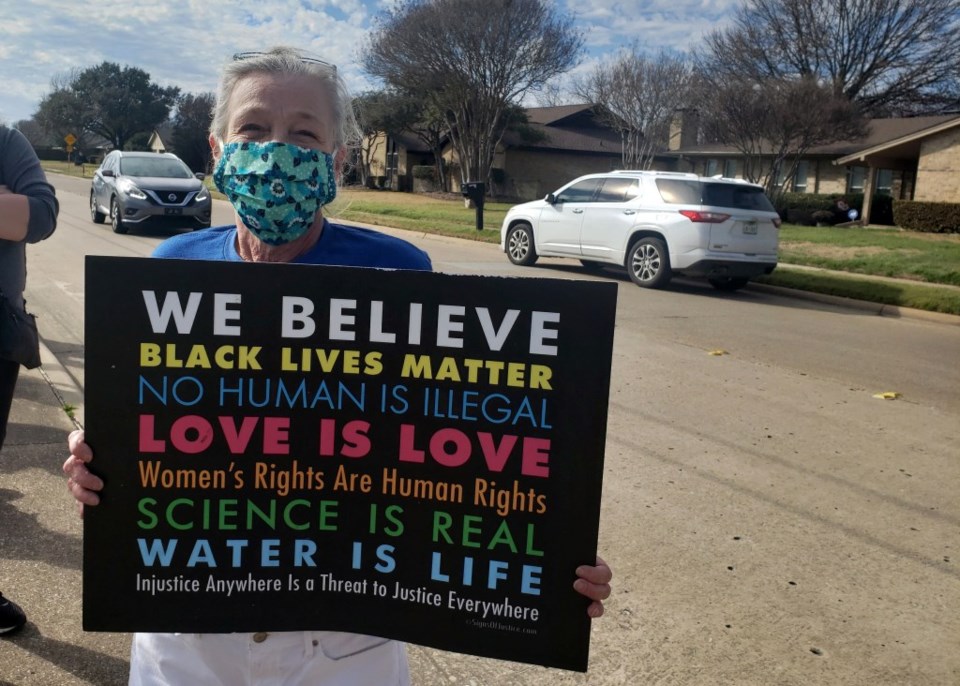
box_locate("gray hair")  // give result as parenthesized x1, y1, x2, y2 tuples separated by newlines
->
(210, 46, 360, 151)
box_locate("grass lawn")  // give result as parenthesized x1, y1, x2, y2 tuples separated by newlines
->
(778, 224, 960, 287)
(327, 189, 508, 242)
(41, 160, 96, 178)
(757, 267, 960, 316)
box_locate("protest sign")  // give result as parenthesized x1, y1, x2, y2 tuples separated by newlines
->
(83, 255, 617, 671)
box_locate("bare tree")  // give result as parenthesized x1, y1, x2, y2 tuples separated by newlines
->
(34, 73, 93, 151)
(573, 46, 693, 169)
(700, 76, 867, 200)
(13, 119, 52, 148)
(171, 92, 215, 173)
(363, 0, 583, 187)
(701, 0, 960, 115)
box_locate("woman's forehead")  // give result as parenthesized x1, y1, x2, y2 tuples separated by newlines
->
(227, 72, 333, 123)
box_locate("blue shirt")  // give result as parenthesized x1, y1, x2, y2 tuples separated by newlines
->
(152, 220, 432, 271)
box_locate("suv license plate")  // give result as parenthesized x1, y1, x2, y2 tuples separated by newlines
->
(742, 221, 758, 235)
(164, 208, 183, 216)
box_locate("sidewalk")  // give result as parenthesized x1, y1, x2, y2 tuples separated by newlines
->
(0, 343, 129, 685)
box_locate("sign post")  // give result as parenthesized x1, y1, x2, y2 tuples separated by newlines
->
(64, 133, 77, 161)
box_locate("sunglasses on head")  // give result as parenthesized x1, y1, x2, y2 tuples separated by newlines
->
(232, 51, 337, 76)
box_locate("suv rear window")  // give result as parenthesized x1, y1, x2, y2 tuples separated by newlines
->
(655, 179, 775, 211)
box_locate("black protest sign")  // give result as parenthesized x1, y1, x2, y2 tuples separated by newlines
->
(83, 255, 617, 671)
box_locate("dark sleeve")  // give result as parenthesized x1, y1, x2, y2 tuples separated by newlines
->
(2, 127, 59, 243)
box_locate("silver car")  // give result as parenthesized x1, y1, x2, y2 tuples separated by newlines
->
(501, 170, 780, 290)
(90, 151, 212, 234)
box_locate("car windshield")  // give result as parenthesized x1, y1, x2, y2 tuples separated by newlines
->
(655, 179, 775, 211)
(119, 157, 193, 179)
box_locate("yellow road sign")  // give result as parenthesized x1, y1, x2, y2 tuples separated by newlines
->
(64, 133, 77, 146)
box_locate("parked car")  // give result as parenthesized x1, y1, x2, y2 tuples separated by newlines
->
(90, 151, 212, 234)
(500, 170, 780, 290)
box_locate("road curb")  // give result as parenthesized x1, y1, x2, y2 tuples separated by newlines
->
(36, 339, 85, 430)
(746, 282, 960, 326)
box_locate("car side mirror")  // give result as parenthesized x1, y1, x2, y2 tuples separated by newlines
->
(101, 169, 115, 178)
(195, 173, 206, 180)
(545, 192, 557, 204)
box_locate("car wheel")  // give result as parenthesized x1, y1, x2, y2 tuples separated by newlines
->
(709, 277, 750, 292)
(110, 198, 128, 234)
(627, 237, 671, 288)
(90, 191, 106, 224)
(579, 259, 604, 271)
(506, 222, 538, 266)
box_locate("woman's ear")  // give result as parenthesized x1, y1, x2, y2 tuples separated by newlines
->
(209, 135, 221, 163)
(333, 146, 348, 183)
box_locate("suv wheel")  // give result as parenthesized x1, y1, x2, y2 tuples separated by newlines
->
(111, 198, 129, 234)
(627, 237, 671, 288)
(709, 277, 750, 292)
(90, 192, 106, 224)
(506, 222, 538, 266)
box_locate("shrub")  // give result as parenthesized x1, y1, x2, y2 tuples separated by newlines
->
(412, 165, 436, 181)
(34, 146, 69, 162)
(811, 210, 835, 225)
(775, 192, 895, 226)
(868, 194, 895, 225)
(893, 200, 960, 233)
(776, 192, 836, 225)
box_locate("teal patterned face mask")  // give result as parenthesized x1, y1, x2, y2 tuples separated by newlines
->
(213, 141, 337, 245)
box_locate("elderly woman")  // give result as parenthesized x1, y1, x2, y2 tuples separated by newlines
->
(63, 47, 612, 685)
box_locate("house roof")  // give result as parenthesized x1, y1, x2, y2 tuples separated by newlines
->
(501, 103, 623, 155)
(669, 114, 960, 159)
(525, 104, 600, 126)
(393, 130, 432, 154)
(500, 123, 622, 154)
(834, 115, 960, 165)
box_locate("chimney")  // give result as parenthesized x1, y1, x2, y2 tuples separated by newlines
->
(668, 108, 699, 151)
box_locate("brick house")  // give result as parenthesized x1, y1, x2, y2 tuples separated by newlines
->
(484, 104, 623, 199)
(365, 104, 624, 199)
(666, 113, 960, 224)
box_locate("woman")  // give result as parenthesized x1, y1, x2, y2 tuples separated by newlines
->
(63, 47, 612, 684)
(0, 124, 59, 636)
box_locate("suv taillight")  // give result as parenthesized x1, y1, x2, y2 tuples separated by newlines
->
(679, 210, 731, 223)
(772, 217, 782, 228)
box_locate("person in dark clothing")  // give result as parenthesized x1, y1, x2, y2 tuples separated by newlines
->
(0, 125, 59, 635)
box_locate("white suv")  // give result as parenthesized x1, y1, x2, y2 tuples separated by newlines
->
(500, 171, 780, 290)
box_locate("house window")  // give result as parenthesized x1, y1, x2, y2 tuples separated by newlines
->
(847, 166, 867, 193)
(723, 159, 737, 178)
(774, 164, 789, 190)
(705, 159, 720, 177)
(792, 161, 809, 192)
(385, 138, 399, 189)
(876, 169, 894, 196)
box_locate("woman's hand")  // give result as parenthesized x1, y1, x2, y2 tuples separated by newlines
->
(574, 555, 613, 618)
(63, 429, 103, 517)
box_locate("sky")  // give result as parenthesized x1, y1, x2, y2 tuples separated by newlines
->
(0, 0, 740, 126)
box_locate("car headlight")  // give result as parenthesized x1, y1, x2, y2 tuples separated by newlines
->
(117, 178, 147, 200)
(195, 186, 210, 202)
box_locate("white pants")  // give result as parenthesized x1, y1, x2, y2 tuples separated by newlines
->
(129, 632, 410, 686)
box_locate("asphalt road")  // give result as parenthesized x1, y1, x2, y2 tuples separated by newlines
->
(2, 172, 958, 685)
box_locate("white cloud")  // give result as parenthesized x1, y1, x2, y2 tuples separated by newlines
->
(0, 0, 739, 124)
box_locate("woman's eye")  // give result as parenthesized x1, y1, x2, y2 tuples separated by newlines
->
(238, 123, 264, 134)
(296, 130, 319, 140)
